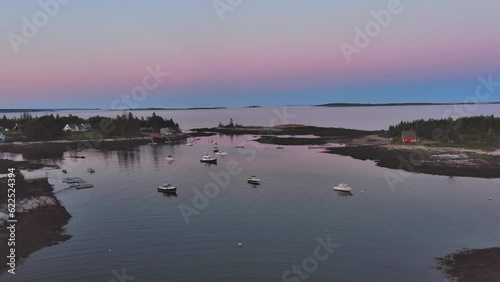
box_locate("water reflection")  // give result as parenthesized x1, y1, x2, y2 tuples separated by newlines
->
(160, 192, 178, 198)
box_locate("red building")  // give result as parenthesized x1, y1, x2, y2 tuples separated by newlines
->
(401, 131, 418, 143)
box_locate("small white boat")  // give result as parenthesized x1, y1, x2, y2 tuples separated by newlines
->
(215, 151, 228, 156)
(200, 153, 217, 164)
(247, 175, 261, 185)
(158, 183, 177, 193)
(165, 155, 175, 162)
(213, 146, 219, 153)
(186, 142, 194, 146)
(333, 183, 352, 193)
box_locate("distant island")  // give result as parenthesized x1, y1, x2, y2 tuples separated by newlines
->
(315, 102, 500, 107)
(0, 108, 100, 113)
(107, 107, 227, 111)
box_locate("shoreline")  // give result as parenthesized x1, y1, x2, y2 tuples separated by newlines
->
(437, 248, 500, 281)
(0, 160, 71, 274)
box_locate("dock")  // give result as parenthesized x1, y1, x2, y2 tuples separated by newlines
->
(63, 177, 94, 189)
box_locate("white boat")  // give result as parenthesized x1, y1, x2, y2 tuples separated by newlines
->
(247, 175, 261, 185)
(214, 147, 227, 156)
(158, 183, 177, 193)
(333, 183, 352, 193)
(200, 153, 217, 164)
(186, 142, 194, 146)
(165, 155, 175, 162)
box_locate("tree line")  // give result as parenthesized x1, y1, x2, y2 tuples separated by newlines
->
(387, 115, 500, 142)
(0, 112, 180, 141)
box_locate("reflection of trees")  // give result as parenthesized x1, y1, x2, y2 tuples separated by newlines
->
(117, 151, 141, 171)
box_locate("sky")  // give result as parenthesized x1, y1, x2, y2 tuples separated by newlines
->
(1, 0, 500, 108)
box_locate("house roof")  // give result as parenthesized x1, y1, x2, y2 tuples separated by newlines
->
(402, 131, 417, 138)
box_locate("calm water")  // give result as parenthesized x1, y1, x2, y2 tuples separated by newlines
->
(5, 104, 500, 130)
(2, 134, 500, 282)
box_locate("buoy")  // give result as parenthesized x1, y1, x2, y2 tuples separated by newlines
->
(361, 191, 364, 193)
(489, 197, 492, 200)
(109, 249, 111, 252)
(266, 182, 269, 184)
(238, 242, 242, 247)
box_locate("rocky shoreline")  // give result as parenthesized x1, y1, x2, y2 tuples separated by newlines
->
(326, 144, 500, 178)
(0, 160, 71, 274)
(437, 248, 500, 282)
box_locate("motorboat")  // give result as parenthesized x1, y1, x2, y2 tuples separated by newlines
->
(158, 183, 177, 193)
(235, 145, 244, 148)
(62, 169, 67, 174)
(200, 153, 217, 164)
(276, 146, 284, 149)
(213, 146, 227, 156)
(333, 183, 352, 193)
(186, 142, 194, 146)
(165, 155, 175, 162)
(87, 168, 95, 173)
(247, 175, 261, 185)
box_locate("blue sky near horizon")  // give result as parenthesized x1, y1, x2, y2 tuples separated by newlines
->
(1, 0, 500, 108)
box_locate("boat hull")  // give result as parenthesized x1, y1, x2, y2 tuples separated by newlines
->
(200, 159, 217, 164)
(333, 187, 352, 193)
(158, 187, 177, 193)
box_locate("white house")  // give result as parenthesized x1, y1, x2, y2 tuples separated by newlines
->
(63, 123, 91, 133)
(63, 124, 79, 132)
(0, 133, 5, 141)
